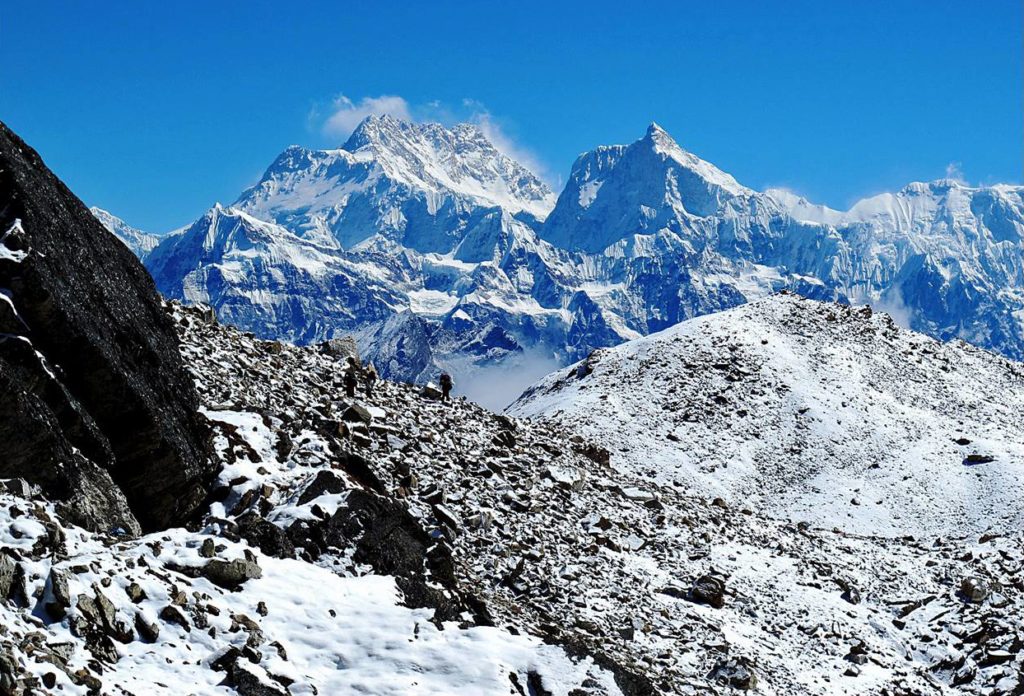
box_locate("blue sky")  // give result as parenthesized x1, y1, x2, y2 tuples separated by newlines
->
(2, 1, 1020, 231)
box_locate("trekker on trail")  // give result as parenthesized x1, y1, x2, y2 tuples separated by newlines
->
(439, 372, 453, 402)
(365, 365, 378, 398)
(343, 369, 358, 398)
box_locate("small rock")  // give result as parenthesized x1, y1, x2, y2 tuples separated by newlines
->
(125, 582, 146, 603)
(200, 538, 217, 558)
(159, 605, 191, 632)
(341, 403, 373, 424)
(960, 576, 990, 603)
(135, 612, 160, 642)
(43, 567, 72, 619)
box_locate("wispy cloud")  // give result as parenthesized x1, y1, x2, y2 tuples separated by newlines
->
(461, 99, 551, 182)
(944, 161, 967, 184)
(321, 94, 413, 138)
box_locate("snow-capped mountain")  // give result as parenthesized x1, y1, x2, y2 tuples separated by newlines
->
(234, 113, 556, 250)
(539, 124, 1024, 356)
(91, 206, 161, 257)
(145, 204, 405, 344)
(140, 117, 1024, 406)
(542, 123, 754, 254)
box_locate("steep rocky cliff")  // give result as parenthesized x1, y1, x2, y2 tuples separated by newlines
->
(0, 121, 214, 532)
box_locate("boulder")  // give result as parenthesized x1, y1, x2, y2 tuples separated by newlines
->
(341, 403, 373, 424)
(420, 383, 443, 400)
(134, 611, 160, 642)
(202, 556, 263, 590)
(297, 470, 347, 505)
(0, 121, 214, 533)
(2, 478, 40, 499)
(159, 605, 191, 632)
(319, 336, 359, 362)
(230, 661, 289, 696)
(43, 567, 72, 619)
(960, 576, 990, 603)
(236, 512, 296, 558)
(709, 657, 758, 690)
(574, 442, 610, 467)
(688, 574, 726, 609)
(0, 553, 16, 602)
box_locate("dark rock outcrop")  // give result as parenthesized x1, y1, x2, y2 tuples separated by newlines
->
(286, 489, 486, 623)
(0, 121, 214, 532)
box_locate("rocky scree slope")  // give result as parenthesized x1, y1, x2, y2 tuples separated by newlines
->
(0, 479, 625, 695)
(0, 303, 634, 696)
(177, 303, 1023, 694)
(0, 299, 1019, 694)
(123, 118, 1024, 399)
(97, 304, 1024, 692)
(0, 121, 214, 532)
(510, 293, 1024, 538)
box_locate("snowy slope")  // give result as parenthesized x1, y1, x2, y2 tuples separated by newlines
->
(91, 206, 161, 257)
(170, 302, 1024, 695)
(0, 487, 623, 695)
(510, 294, 1024, 537)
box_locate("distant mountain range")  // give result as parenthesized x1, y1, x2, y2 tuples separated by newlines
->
(96, 115, 1024, 406)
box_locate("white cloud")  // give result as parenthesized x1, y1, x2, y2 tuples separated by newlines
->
(322, 94, 413, 138)
(475, 115, 549, 180)
(944, 161, 967, 184)
(874, 286, 914, 330)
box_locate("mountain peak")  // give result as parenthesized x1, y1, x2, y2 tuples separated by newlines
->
(645, 121, 668, 137)
(233, 115, 555, 250)
(342, 112, 408, 150)
(641, 121, 678, 150)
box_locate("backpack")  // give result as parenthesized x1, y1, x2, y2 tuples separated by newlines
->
(439, 373, 452, 388)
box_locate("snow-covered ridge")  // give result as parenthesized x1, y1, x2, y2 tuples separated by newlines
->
(91, 206, 161, 257)
(510, 293, 1024, 537)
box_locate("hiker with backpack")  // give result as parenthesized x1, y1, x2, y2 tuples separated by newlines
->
(365, 365, 378, 398)
(439, 372, 453, 402)
(343, 368, 358, 398)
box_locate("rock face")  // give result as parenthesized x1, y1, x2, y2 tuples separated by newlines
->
(0, 120, 214, 532)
